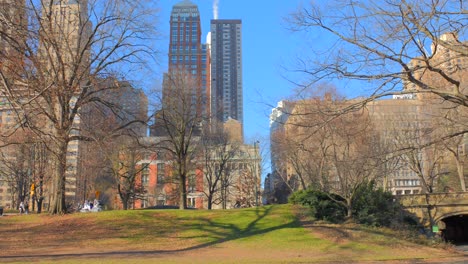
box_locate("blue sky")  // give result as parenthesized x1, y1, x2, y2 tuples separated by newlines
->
(152, 0, 306, 145)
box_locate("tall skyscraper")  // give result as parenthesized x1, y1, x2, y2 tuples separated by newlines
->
(210, 19, 243, 129)
(163, 0, 208, 119)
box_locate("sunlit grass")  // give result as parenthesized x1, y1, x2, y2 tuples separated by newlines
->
(0, 204, 460, 263)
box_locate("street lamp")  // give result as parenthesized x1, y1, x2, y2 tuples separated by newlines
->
(253, 140, 260, 207)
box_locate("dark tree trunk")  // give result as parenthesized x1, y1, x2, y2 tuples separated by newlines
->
(49, 139, 68, 214)
(179, 174, 187, 209)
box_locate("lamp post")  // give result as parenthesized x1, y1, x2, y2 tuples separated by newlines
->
(253, 141, 260, 207)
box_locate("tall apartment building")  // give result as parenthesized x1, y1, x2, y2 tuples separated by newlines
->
(0, 0, 26, 76)
(163, 0, 208, 119)
(404, 32, 468, 99)
(40, 0, 90, 80)
(210, 19, 243, 131)
(40, 0, 91, 201)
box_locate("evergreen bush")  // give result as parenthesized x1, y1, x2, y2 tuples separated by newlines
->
(289, 189, 346, 223)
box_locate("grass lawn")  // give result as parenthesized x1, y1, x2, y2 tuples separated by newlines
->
(0, 205, 464, 263)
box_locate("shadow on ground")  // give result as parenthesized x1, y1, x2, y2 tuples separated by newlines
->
(0, 206, 301, 261)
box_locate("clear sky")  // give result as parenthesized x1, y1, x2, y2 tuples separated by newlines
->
(152, 0, 306, 145)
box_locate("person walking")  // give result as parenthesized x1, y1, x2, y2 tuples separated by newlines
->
(19, 201, 25, 214)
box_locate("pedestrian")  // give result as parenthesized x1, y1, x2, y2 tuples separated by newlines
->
(19, 201, 25, 214)
(24, 201, 29, 214)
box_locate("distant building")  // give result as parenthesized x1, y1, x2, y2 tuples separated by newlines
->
(78, 78, 148, 204)
(39, 0, 91, 80)
(223, 118, 243, 143)
(163, 0, 208, 120)
(210, 19, 243, 127)
(367, 98, 427, 195)
(203, 142, 261, 209)
(117, 136, 205, 209)
(0, 0, 26, 76)
(267, 100, 294, 203)
(0, 0, 93, 207)
(404, 32, 468, 100)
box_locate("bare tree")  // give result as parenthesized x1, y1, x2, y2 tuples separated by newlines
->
(0, 0, 156, 214)
(29, 141, 51, 213)
(436, 105, 468, 191)
(108, 137, 150, 210)
(200, 129, 238, 209)
(288, 0, 467, 104)
(273, 88, 354, 196)
(0, 144, 29, 210)
(238, 140, 263, 208)
(389, 116, 450, 227)
(270, 130, 300, 194)
(281, 94, 387, 218)
(154, 71, 204, 209)
(286, 1, 468, 158)
(326, 109, 385, 218)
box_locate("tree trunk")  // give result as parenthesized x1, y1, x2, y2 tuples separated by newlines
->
(179, 174, 187, 209)
(455, 160, 466, 192)
(37, 197, 43, 214)
(424, 193, 435, 231)
(122, 197, 129, 210)
(207, 194, 213, 210)
(346, 198, 353, 220)
(37, 179, 44, 213)
(49, 139, 68, 214)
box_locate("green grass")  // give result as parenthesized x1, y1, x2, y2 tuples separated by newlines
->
(0, 205, 461, 263)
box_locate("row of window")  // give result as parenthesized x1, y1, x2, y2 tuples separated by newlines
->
(171, 22, 198, 29)
(394, 179, 420, 187)
(395, 189, 420, 195)
(172, 35, 198, 41)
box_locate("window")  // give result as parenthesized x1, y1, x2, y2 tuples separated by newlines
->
(142, 175, 149, 185)
(188, 175, 196, 193)
(187, 197, 195, 208)
(157, 163, 164, 184)
(141, 163, 149, 185)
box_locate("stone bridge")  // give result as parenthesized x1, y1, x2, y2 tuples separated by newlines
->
(398, 192, 468, 242)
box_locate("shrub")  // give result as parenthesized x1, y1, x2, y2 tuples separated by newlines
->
(289, 189, 346, 223)
(351, 181, 399, 227)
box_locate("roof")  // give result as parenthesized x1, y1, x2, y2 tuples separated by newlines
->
(174, 0, 197, 7)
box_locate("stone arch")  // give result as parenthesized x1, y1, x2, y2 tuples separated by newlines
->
(436, 211, 468, 243)
(434, 210, 468, 223)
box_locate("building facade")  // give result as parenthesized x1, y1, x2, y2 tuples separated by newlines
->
(210, 19, 243, 128)
(0, 0, 26, 76)
(164, 0, 208, 120)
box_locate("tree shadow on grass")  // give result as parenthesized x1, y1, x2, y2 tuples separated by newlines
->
(1, 206, 302, 261)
